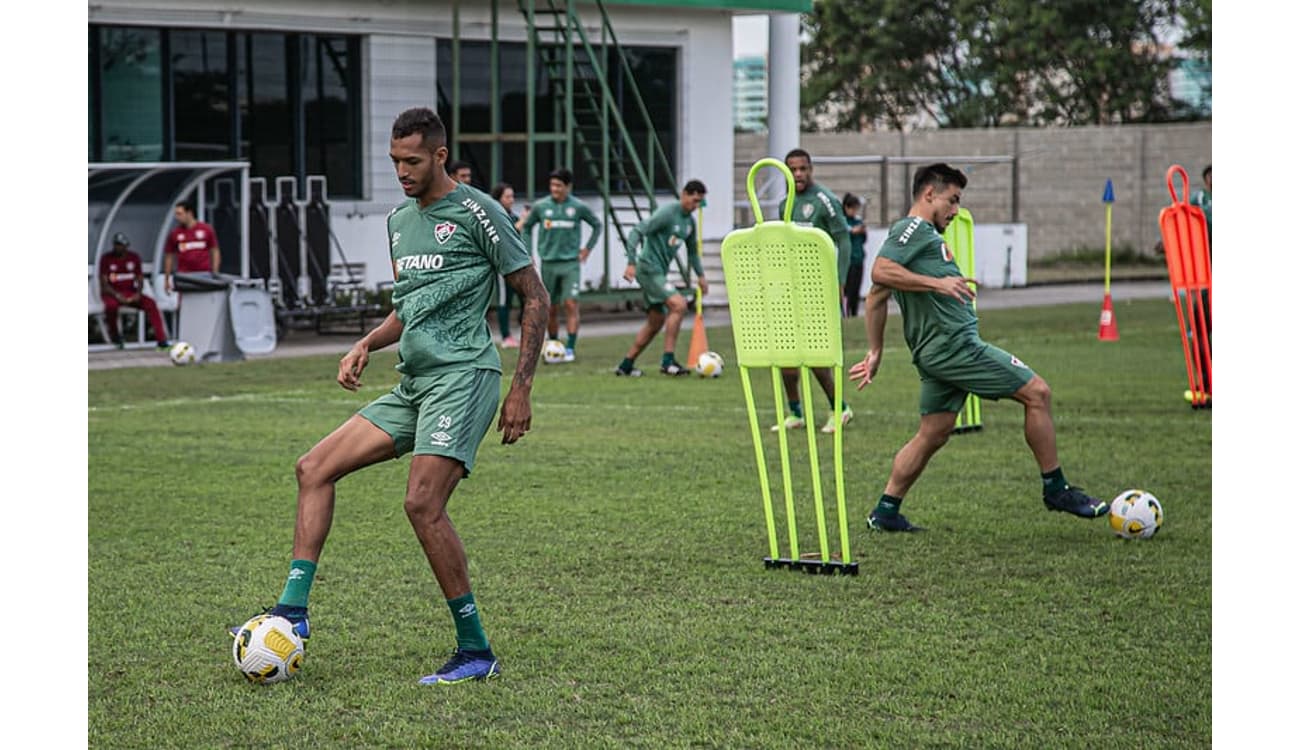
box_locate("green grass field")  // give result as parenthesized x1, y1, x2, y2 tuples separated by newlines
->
(88, 297, 1211, 748)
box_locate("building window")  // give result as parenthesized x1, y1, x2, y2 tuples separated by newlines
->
(436, 39, 678, 199)
(89, 25, 362, 198)
(96, 26, 164, 162)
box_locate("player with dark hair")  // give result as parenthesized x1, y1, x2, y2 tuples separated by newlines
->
(516, 167, 602, 362)
(850, 163, 1107, 532)
(613, 180, 708, 376)
(842, 193, 867, 317)
(162, 199, 221, 294)
(448, 160, 472, 185)
(233, 106, 550, 685)
(773, 148, 854, 433)
(98, 232, 171, 350)
(491, 181, 528, 348)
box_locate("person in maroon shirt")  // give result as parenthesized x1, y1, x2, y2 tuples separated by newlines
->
(162, 199, 221, 293)
(99, 233, 171, 350)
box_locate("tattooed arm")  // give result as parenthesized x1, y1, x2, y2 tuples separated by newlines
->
(496, 264, 551, 443)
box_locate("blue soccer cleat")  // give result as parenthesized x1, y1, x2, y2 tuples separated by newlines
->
(418, 648, 501, 685)
(228, 605, 310, 640)
(1043, 486, 1109, 518)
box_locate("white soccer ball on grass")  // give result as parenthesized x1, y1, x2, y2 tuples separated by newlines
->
(695, 351, 725, 378)
(231, 614, 305, 684)
(1108, 489, 1164, 540)
(169, 341, 196, 366)
(542, 339, 567, 364)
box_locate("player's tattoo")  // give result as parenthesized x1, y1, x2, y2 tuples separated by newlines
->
(506, 265, 551, 389)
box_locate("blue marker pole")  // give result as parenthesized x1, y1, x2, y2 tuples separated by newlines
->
(1098, 179, 1119, 340)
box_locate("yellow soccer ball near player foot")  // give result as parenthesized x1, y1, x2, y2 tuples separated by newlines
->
(542, 339, 567, 365)
(1108, 489, 1164, 540)
(232, 614, 304, 684)
(695, 351, 724, 378)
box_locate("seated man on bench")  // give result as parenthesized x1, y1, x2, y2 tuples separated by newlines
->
(99, 232, 170, 350)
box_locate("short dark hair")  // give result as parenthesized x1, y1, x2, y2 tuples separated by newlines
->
(1202, 164, 1212, 181)
(548, 168, 573, 185)
(683, 179, 707, 195)
(391, 107, 447, 151)
(842, 193, 861, 210)
(911, 163, 968, 199)
(175, 199, 196, 216)
(490, 182, 512, 201)
(447, 160, 470, 176)
(784, 148, 812, 165)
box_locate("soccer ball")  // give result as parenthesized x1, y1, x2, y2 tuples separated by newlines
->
(232, 614, 305, 684)
(169, 341, 196, 366)
(1108, 489, 1164, 540)
(695, 351, 725, 378)
(542, 339, 567, 364)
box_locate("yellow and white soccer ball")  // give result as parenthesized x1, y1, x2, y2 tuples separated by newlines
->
(168, 341, 196, 366)
(1108, 489, 1164, 540)
(542, 339, 567, 364)
(694, 351, 725, 378)
(232, 614, 305, 684)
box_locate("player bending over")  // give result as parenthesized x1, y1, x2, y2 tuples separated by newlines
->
(849, 163, 1107, 532)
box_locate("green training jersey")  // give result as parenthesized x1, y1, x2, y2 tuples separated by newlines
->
(1191, 188, 1211, 241)
(877, 215, 979, 362)
(518, 195, 601, 263)
(785, 182, 851, 276)
(625, 202, 702, 277)
(386, 183, 533, 376)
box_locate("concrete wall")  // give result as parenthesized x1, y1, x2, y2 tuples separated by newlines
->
(735, 122, 1211, 260)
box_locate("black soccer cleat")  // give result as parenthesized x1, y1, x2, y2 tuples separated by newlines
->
(867, 510, 923, 532)
(1043, 486, 1109, 518)
(660, 361, 691, 376)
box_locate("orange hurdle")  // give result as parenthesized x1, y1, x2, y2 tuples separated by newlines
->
(1157, 165, 1212, 409)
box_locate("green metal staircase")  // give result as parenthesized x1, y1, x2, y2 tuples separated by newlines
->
(518, 0, 685, 289)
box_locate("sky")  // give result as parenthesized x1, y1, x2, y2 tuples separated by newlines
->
(733, 14, 770, 59)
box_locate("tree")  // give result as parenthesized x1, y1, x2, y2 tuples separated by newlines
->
(801, 0, 1201, 130)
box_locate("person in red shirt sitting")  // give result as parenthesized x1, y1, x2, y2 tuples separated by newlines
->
(162, 199, 222, 294)
(99, 233, 171, 350)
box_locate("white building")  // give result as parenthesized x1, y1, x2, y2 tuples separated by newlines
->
(88, 0, 809, 310)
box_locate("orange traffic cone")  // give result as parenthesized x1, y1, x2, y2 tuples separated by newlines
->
(1098, 293, 1119, 341)
(686, 287, 709, 368)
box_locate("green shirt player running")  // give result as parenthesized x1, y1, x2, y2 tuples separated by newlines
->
(849, 162, 1108, 532)
(613, 180, 709, 377)
(517, 168, 602, 362)
(772, 148, 855, 434)
(231, 107, 551, 685)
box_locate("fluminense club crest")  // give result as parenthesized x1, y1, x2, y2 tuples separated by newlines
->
(434, 222, 457, 244)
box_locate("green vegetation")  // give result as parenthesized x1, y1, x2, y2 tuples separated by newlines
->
(89, 298, 1209, 748)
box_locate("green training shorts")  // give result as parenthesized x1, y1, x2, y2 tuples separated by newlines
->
(636, 265, 679, 311)
(915, 339, 1035, 415)
(358, 367, 501, 474)
(541, 260, 582, 302)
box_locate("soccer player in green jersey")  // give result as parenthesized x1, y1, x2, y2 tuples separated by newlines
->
(849, 163, 1108, 532)
(1191, 164, 1211, 245)
(772, 148, 855, 433)
(613, 180, 709, 376)
(233, 107, 550, 684)
(517, 168, 602, 362)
